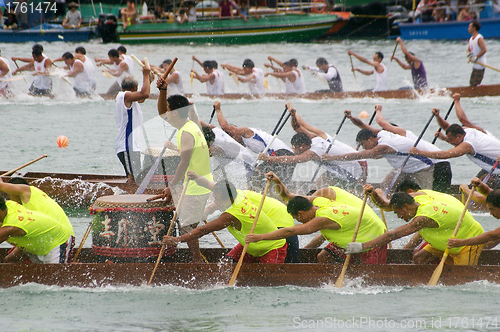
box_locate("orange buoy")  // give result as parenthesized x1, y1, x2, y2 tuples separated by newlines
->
(311, 0, 327, 13)
(57, 135, 69, 148)
(359, 111, 370, 119)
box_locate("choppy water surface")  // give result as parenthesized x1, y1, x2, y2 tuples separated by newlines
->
(1, 39, 500, 331)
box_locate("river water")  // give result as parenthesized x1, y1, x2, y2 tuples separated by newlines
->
(1, 39, 500, 331)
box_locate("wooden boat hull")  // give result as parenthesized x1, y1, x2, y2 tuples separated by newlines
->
(398, 18, 500, 40)
(0, 25, 95, 43)
(99, 84, 500, 101)
(117, 14, 339, 44)
(1, 248, 500, 288)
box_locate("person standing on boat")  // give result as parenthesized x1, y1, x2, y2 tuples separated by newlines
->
(155, 90, 213, 263)
(13, 46, 53, 97)
(114, 66, 151, 185)
(61, 52, 96, 97)
(374, 104, 451, 193)
(346, 185, 484, 265)
(62, 2, 82, 29)
(221, 59, 266, 95)
(347, 50, 387, 91)
(0, 196, 74, 264)
(185, 1, 197, 23)
(0, 177, 75, 263)
(246, 172, 388, 264)
(391, 37, 428, 90)
(265, 60, 306, 94)
(152, 59, 184, 96)
(96, 48, 131, 99)
(162, 177, 288, 264)
(214, 101, 296, 189)
(467, 21, 487, 86)
(191, 56, 225, 95)
(0, 49, 13, 97)
(448, 178, 500, 249)
(322, 110, 441, 194)
(258, 104, 366, 189)
(303, 57, 343, 93)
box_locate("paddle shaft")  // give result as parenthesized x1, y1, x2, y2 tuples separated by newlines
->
(334, 194, 369, 288)
(161, 58, 178, 80)
(428, 186, 476, 286)
(308, 115, 348, 188)
(228, 179, 271, 286)
(356, 110, 376, 151)
(148, 179, 190, 286)
(474, 61, 500, 73)
(73, 221, 92, 262)
(1, 155, 48, 177)
(13, 60, 29, 84)
(482, 159, 499, 183)
(384, 112, 435, 195)
(253, 110, 291, 169)
(388, 42, 398, 70)
(135, 129, 177, 195)
(203, 220, 225, 248)
(431, 101, 455, 144)
(349, 54, 357, 85)
(208, 106, 216, 124)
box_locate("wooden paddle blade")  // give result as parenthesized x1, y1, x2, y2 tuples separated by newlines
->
(334, 254, 351, 288)
(428, 251, 448, 286)
(147, 244, 166, 285)
(102, 71, 113, 79)
(263, 77, 269, 90)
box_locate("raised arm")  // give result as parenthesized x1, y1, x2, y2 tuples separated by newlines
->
(374, 105, 406, 136)
(346, 110, 381, 134)
(266, 172, 295, 202)
(397, 37, 420, 64)
(124, 66, 151, 104)
(214, 102, 253, 139)
(452, 93, 486, 133)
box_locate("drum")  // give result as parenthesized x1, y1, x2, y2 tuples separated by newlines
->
(138, 147, 181, 187)
(90, 194, 175, 259)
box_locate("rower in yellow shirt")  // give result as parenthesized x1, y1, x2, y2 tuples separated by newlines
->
(246, 172, 388, 264)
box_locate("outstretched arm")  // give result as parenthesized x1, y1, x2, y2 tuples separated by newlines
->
(266, 172, 295, 202)
(391, 56, 410, 70)
(192, 55, 203, 68)
(214, 102, 253, 139)
(221, 63, 245, 75)
(409, 142, 474, 159)
(288, 104, 322, 139)
(374, 105, 406, 136)
(397, 37, 420, 65)
(345, 110, 381, 134)
(452, 93, 486, 133)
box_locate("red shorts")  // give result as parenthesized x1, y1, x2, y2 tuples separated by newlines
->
(325, 242, 387, 264)
(227, 243, 288, 263)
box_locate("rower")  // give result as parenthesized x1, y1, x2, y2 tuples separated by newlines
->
(162, 177, 288, 264)
(155, 91, 213, 263)
(0, 196, 73, 264)
(0, 49, 13, 97)
(347, 50, 387, 91)
(214, 101, 296, 189)
(391, 37, 428, 90)
(151, 59, 184, 96)
(221, 59, 267, 95)
(303, 57, 343, 93)
(374, 104, 451, 193)
(61, 52, 97, 97)
(13, 45, 53, 97)
(448, 178, 500, 249)
(322, 110, 441, 194)
(259, 103, 366, 190)
(114, 66, 151, 184)
(346, 185, 484, 265)
(264, 60, 306, 94)
(191, 56, 224, 95)
(95, 48, 131, 99)
(409, 109, 500, 189)
(246, 172, 388, 264)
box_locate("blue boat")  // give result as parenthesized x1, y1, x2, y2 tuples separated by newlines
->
(0, 23, 95, 43)
(398, 17, 500, 40)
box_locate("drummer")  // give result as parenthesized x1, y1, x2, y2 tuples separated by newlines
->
(162, 174, 289, 264)
(0, 196, 74, 264)
(155, 88, 213, 263)
(245, 172, 388, 264)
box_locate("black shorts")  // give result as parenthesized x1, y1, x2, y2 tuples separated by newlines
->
(433, 161, 452, 193)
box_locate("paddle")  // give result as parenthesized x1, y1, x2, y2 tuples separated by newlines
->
(13, 60, 29, 84)
(388, 42, 398, 70)
(307, 114, 347, 191)
(161, 58, 178, 80)
(482, 157, 500, 184)
(428, 186, 476, 286)
(148, 179, 190, 286)
(356, 109, 376, 151)
(203, 220, 226, 248)
(190, 59, 194, 88)
(228, 178, 271, 286)
(73, 222, 92, 262)
(431, 101, 455, 144)
(135, 129, 177, 195)
(468, 58, 500, 73)
(349, 54, 357, 89)
(50, 62, 72, 85)
(379, 210, 392, 249)
(335, 193, 369, 288)
(384, 112, 435, 195)
(130, 54, 161, 76)
(209, 106, 216, 124)
(1, 155, 48, 177)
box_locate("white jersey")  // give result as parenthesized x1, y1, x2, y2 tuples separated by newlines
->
(121, 54, 135, 72)
(167, 69, 185, 96)
(377, 130, 433, 173)
(0, 56, 12, 90)
(206, 69, 224, 95)
(309, 135, 363, 181)
(72, 59, 95, 93)
(463, 128, 500, 174)
(212, 127, 255, 167)
(285, 70, 306, 94)
(406, 130, 448, 164)
(33, 56, 52, 90)
(114, 91, 144, 154)
(241, 128, 293, 155)
(248, 67, 266, 95)
(373, 63, 387, 91)
(469, 33, 486, 70)
(114, 59, 131, 87)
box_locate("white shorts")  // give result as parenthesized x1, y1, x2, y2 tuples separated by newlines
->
(26, 236, 75, 264)
(177, 193, 209, 228)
